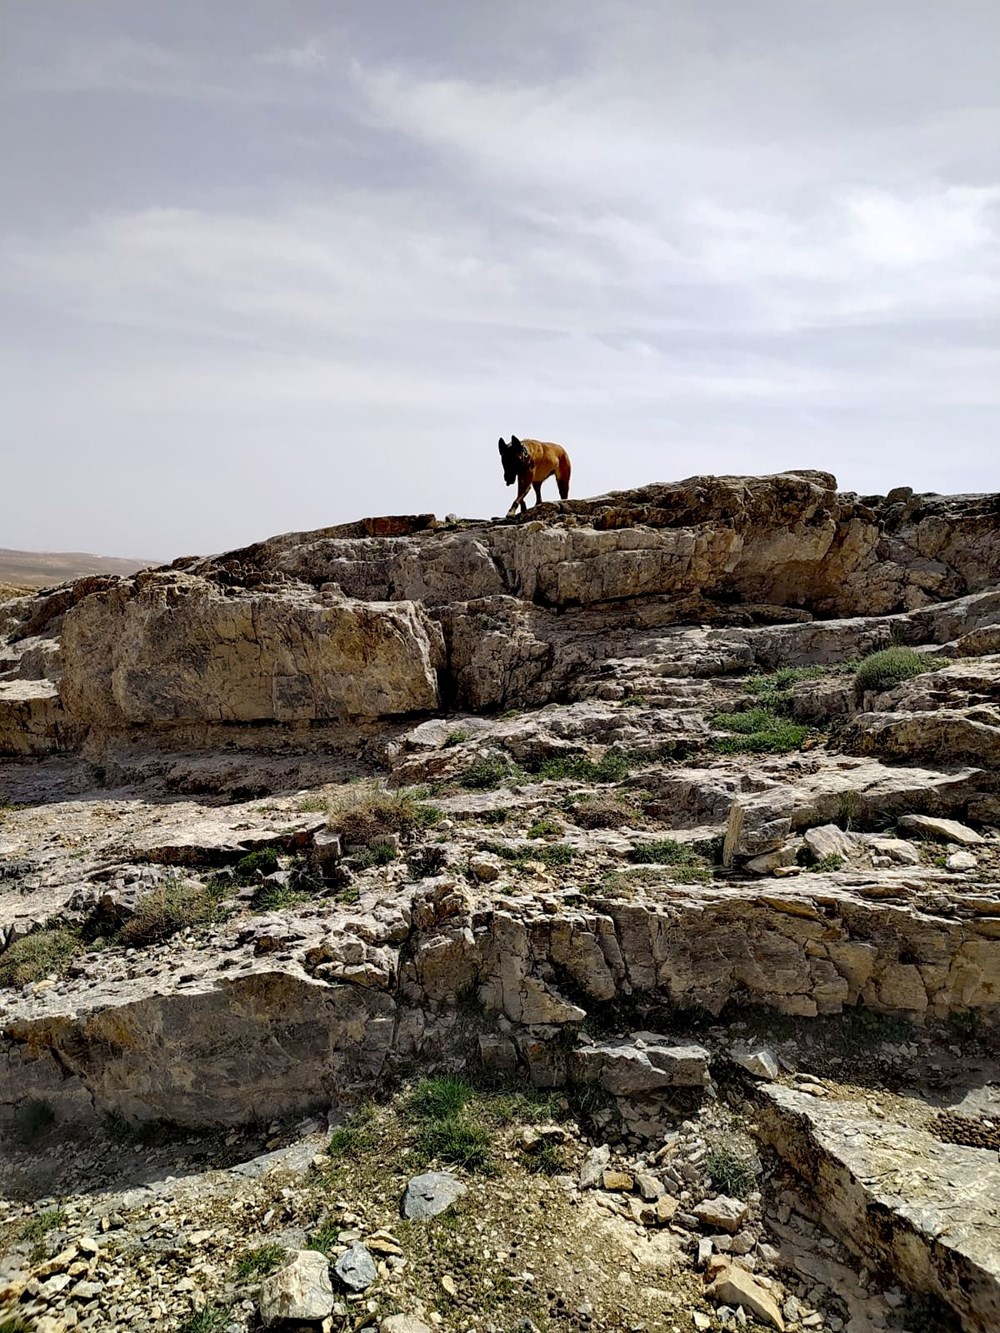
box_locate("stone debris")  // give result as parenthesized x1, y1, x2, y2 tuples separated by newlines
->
(731, 1046, 780, 1081)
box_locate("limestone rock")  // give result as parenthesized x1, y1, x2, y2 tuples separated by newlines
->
(706, 1261, 785, 1330)
(693, 1196, 748, 1234)
(383, 1317, 434, 1333)
(758, 1083, 1000, 1333)
(334, 1241, 377, 1292)
(897, 814, 984, 846)
(947, 850, 978, 872)
(803, 824, 855, 864)
(258, 1248, 334, 1326)
(402, 1171, 467, 1220)
(579, 1143, 611, 1189)
(731, 1046, 780, 1080)
(568, 1033, 711, 1094)
(60, 573, 443, 727)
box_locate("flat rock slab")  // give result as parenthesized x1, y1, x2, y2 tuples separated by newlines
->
(758, 1083, 1000, 1333)
(401, 1171, 467, 1219)
(568, 1032, 711, 1094)
(898, 814, 985, 846)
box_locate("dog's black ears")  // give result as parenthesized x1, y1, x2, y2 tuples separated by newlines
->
(511, 434, 521, 447)
(498, 438, 505, 453)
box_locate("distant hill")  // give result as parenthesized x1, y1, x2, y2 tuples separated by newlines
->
(0, 548, 155, 591)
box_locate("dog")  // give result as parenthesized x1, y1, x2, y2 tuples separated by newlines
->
(497, 435, 571, 515)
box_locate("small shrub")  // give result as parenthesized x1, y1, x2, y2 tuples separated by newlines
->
(569, 795, 641, 829)
(461, 753, 523, 790)
(327, 782, 422, 844)
(0, 1317, 34, 1332)
(413, 802, 444, 827)
(536, 842, 575, 866)
(480, 807, 509, 825)
(527, 816, 562, 839)
(522, 1142, 567, 1175)
(854, 647, 944, 694)
(19, 1207, 67, 1259)
(235, 1243, 286, 1279)
(534, 750, 632, 783)
(352, 842, 398, 870)
(307, 1218, 343, 1256)
(620, 693, 647, 707)
(233, 848, 280, 883)
(249, 881, 305, 912)
(705, 1145, 757, 1199)
(118, 883, 216, 947)
(0, 929, 80, 988)
(812, 854, 845, 873)
(711, 708, 809, 754)
(443, 728, 469, 748)
(11, 1098, 56, 1144)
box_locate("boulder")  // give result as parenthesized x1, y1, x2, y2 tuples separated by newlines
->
(258, 1249, 334, 1326)
(334, 1241, 377, 1292)
(402, 1171, 467, 1220)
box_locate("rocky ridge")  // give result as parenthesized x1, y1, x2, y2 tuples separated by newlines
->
(2, 471, 1000, 1333)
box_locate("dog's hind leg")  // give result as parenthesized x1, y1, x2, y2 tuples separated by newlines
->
(557, 455, 571, 500)
(533, 481, 543, 506)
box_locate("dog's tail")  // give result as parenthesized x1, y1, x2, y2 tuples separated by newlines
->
(557, 450, 571, 500)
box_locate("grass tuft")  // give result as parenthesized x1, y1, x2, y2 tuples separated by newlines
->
(234, 1243, 286, 1280)
(854, 647, 947, 694)
(711, 708, 809, 754)
(0, 929, 81, 988)
(704, 1145, 757, 1199)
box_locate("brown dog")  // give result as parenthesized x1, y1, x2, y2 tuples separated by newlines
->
(498, 435, 571, 515)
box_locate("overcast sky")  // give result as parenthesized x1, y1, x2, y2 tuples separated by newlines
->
(3, 1, 999, 559)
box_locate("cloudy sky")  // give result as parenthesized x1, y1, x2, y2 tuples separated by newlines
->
(3, 1, 999, 559)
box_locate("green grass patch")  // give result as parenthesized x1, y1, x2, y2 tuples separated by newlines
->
(234, 1243, 286, 1280)
(533, 750, 632, 783)
(296, 793, 329, 813)
(443, 728, 469, 748)
(0, 929, 81, 989)
(306, 1217, 343, 1256)
(527, 816, 562, 839)
(854, 647, 947, 694)
(623, 839, 712, 883)
(19, 1207, 67, 1260)
(234, 848, 280, 882)
(460, 753, 524, 790)
(521, 1142, 567, 1176)
(704, 1145, 757, 1199)
(352, 841, 398, 869)
(176, 1307, 232, 1333)
(328, 1101, 380, 1157)
(416, 1117, 494, 1173)
(811, 854, 845, 873)
(711, 708, 809, 754)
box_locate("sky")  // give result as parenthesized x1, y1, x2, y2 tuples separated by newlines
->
(2, 1, 999, 560)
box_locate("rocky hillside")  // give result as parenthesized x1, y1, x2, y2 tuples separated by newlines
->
(1, 471, 999, 1333)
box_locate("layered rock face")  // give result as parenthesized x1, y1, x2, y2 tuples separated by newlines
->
(3, 470, 1000, 753)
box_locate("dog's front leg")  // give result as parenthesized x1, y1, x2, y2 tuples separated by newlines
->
(508, 476, 532, 516)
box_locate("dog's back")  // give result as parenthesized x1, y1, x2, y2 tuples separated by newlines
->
(521, 440, 571, 497)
